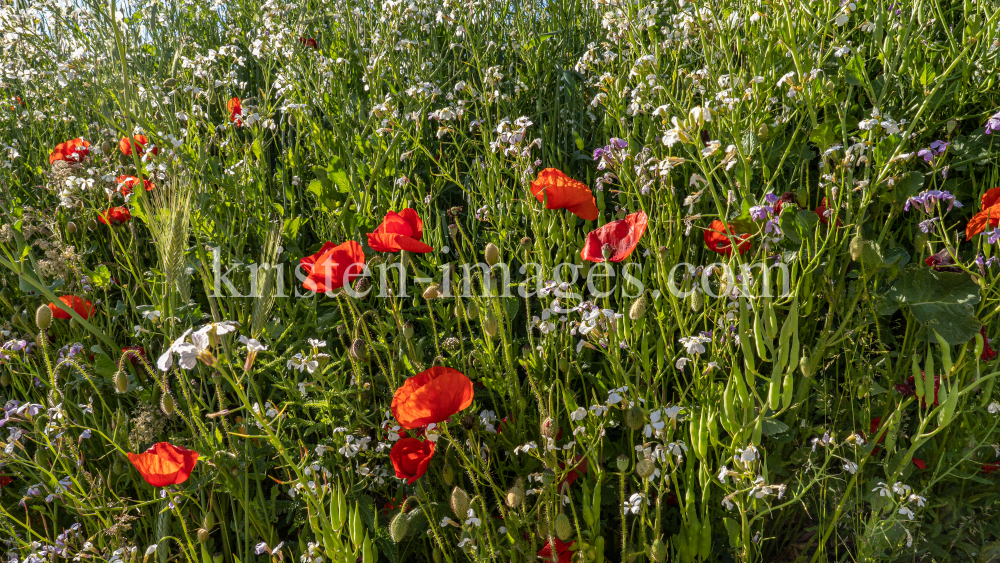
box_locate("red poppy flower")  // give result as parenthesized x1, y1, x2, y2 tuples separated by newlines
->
(983, 462, 1000, 474)
(49, 296, 96, 320)
(912, 458, 926, 470)
(49, 138, 91, 165)
(0, 476, 12, 487)
(529, 169, 599, 221)
(869, 418, 886, 445)
(299, 241, 366, 294)
(116, 175, 155, 196)
(537, 538, 575, 563)
(391, 366, 474, 429)
(559, 456, 588, 487)
(227, 97, 243, 125)
(814, 198, 843, 227)
(580, 211, 648, 263)
(119, 135, 158, 156)
(299, 37, 318, 49)
(390, 438, 435, 484)
(773, 192, 797, 215)
(98, 207, 132, 226)
(981, 326, 997, 361)
(704, 220, 751, 256)
(368, 209, 433, 253)
(966, 187, 1000, 240)
(127, 442, 199, 487)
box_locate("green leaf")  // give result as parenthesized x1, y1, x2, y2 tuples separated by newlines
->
(761, 418, 789, 436)
(884, 266, 982, 344)
(843, 54, 865, 86)
(893, 171, 925, 203)
(94, 354, 118, 378)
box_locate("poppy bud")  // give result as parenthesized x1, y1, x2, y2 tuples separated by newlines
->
(628, 295, 647, 320)
(402, 322, 414, 340)
(650, 538, 668, 562)
(506, 480, 525, 508)
(112, 459, 124, 475)
(540, 417, 558, 438)
(99, 140, 113, 154)
(625, 405, 645, 431)
(554, 513, 573, 541)
(432, 548, 443, 563)
(484, 243, 500, 266)
(615, 455, 630, 471)
(163, 78, 177, 88)
(66, 221, 78, 234)
(601, 244, 613, 260)
(690, 289, 703, 312)
(160, 393, 175, 416)
(213, 554, 223, 563)
(466, 301, 479, 320)
(450, 486, 470, 519)
(114, 370, 129, 394)
(482, 312, 499, 338)
(353, 277, 371, 297)
(558, 358, 570, 372)
(0, 374, 9, 387)
(88, 219, 99, 231)
(349, 339, 368, 362)
(196, 528, 209, 544)
(849, 234, 865, 262)
(203, 512, 215, 531)
(800, 349, 812, 377)
(757, 122, 769, 140)
(520, 236, 532, 248)
(442, 463, 455, 485)
(389, 511, 409, 542)
(636, 458, 655, 479)
(541, 469, 555, 487)
(35, 304, 52, 330)
(422, 283, 441, 300)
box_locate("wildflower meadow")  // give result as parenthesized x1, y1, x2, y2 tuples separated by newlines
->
(4, 0, 1000, 561)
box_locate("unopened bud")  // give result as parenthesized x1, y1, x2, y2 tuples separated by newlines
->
(484, 243, 500, 266)
(650, 538, 668, 562)
(482, 312, 498, 338)
(402, 322, 414, 340)
(389, 511, 409, 542)
(353, 277, 371, 297)
(541, 469, 555, 487)
(690, 289, 703, 312)
(450, 487, 470, 520)
(35, 305, 52, 330)
(799, 350, 812, 377)
(163, 78, 177, 88)
(0, 374, 9, 387)
(196, 529, 209, 544)
(520, 236, 532, 248)
(442, 463, 455, 486)
(636, 458, 655, 479)
(114, 370, 129, 394)
(101, 140, 113, 154)
(422, 283, 441, 300)
(628, 295, 647, 320)
(540, 417, 558, 438)
(625, 405, 645, 431)
(159, 393, 175, 416)
(849, 234, 865, 262)
(505, 481, 524, 508)
(554, 513, 573, 541)
(349, 339, 368, 362)
(66, 221, 78, 234)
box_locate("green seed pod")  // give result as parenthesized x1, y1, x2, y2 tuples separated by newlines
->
(506, 480, 525, 508)
(159, 393, 175, 416)
(911, 354, 925, 402)
(690, 289, 703, 312)
(650, 538, 668, 562)
(450, 486, 470, 519)
(114, 370, 129, 394)
(629, 294, 647, 320)
(554, 513, 573, 541)
(625, 405, 645, 431)
(616, 455, 630, 472)
(934, 331, 952, 375)
(35, 304, 52, 330)
(196, 528, 209, 544)
(799, 349, 812, 377)
(976, 332, 986, 359)
(402, 322, 414, 340)
(635, 459, 655, 479)
(389, 511, 409, 542)
(485, 243, 500, 266)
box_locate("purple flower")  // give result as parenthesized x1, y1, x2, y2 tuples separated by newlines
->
(918, 217, 938, 233)
(764, 193, 780, 205)
(984, 228, 1000, 245)
(749, 205, 771, 221)
(904, 189, 962, 213)
(986, 111, 1000, 135)
(917, 148, 934, 163)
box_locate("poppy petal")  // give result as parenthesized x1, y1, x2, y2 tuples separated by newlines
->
(965, 203, 1000, 240)
(579, 211, 648, 263)
(530, 169, 599, 221)
(397, 208, 424, 241)
(391, 366, 474, 429)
